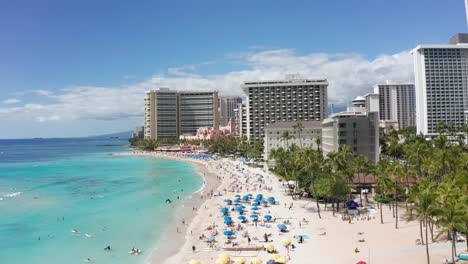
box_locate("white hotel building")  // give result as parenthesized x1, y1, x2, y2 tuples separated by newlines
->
(241, 77, 328, 142)
(412, 34, 468, 135)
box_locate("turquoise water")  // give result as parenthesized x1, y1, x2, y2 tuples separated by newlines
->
(0, 138, 203, 264)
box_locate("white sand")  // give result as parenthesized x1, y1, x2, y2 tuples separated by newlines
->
(124, 151, 466, 264)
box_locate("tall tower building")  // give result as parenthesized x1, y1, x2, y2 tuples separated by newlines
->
(219, 96, 243, 126)
(373, 83, 416, 129)
(412, 38, 468, 135)
(241, 77, 328, 142)
(144, 89, 219, 139)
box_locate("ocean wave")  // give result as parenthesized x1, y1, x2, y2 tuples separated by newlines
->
(3, 192, 23, 198)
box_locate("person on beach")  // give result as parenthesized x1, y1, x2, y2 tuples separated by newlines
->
(192, 245, 196, 252)
(104, 245, 111, 251)
(264, 233, 268, 242)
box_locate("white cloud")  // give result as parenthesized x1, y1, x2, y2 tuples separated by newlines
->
(0, 48, 414, 123)
(1, 98, 21, 104)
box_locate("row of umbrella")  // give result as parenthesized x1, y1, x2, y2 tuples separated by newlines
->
(190, 253, 289, 264)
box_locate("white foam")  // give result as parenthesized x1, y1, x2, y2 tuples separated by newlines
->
(3, 192, 23, 198)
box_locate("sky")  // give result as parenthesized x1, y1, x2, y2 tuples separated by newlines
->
(0, 0, 466, 139)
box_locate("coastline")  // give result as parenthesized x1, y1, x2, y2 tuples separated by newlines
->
(122, 151, 467, 264)
(119, 151, 224, 264)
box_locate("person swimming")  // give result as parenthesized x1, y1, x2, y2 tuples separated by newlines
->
(104, 245, 111, 251)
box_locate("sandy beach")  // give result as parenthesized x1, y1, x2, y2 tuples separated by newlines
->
(125, 151, 466, 264)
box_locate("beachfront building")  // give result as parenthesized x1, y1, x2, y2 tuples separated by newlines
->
(180, 118, 237, 141)
(412, 34, 468, 135)
(219, 96, 243, 126)
(178, 90, 220, 137)
(364, 93, 380, 113)
(235, 103, 247, 137)
(263, 121, 322, 161)
(321, 110, 379, 163)
(144, 88, 219, 140)
(242, 76, 328, 143)
(373, 82, 416, 130)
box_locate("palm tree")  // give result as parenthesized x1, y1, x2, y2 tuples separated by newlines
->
(375, 160, 392, 224)
(303, 148, 323, 218)
(413, 189, 439, 264)
(280, 131, 294, 150)
(436, 201, 465, 264)
(386, 161, 404, 229)
(293, 122, 304, 147)
(353, 155, 368, 206)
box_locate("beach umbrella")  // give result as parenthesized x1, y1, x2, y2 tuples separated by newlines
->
(250, 257, 263, 264)
(218, 253, 230, 260)
(207, 236, 216, 242)
(234, 194, 241, 198)
(256, 194, 263, 199)
(263, 243, 274, 251)
(277, 224, 287, 231)
(225, 199, 232, 204)
(282, 238, 291, 245)
(242, 195, 249, 201)
(276, 256, 288, 263)
(266, 260, 276, 264)
(263, 215, 272, 220)
(223, 230, 234, 237)
(251, 202, 260, 206)
(239, 205, 246, 209)
(250, 214, 259, 219)
(261, 200, 269, 204)
(189, 259, 201, 264)
(237, 215, 247, 221)
(216, 258, 230, 264)
(356, 262, 367, 264)
(251, 206, 260, 211)
(234, 199, 241, 204)
(221, 207, 229, 213)
(234, 257, 247, 264)
(267, 197, 275, 202)
(224, 216, 232, 221)
(247, 193, 253, 197)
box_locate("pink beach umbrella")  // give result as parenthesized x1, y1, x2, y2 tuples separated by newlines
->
(356, 261, 367, 264)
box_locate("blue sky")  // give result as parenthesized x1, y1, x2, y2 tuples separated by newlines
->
(0, 0, 466, 138)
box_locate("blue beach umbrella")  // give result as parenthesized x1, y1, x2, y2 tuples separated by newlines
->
(247, 193, 253, 197)
(207, 236, 216, 242)
(225, 199, 232, 204)
(252, 202, 260, 206)
(277, 223, 287, 231)
(239, 205, 246, 209)
(242, 195, 249, 201)
(256, 194, 263, 199)
(237, 215, 247, 221)
(221, 207, 229, 213)
(262, 200, 269, 204)
(250, 214, 259, 219)
(234, 199, 241, 204)
(251, 206, 260, 211)
(267, 197, 275, 202)
(264, 215, 272, 220)
(223, 230, 234, 236)
(234, 194, 241, 198)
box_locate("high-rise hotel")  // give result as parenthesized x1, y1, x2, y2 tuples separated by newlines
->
(241, 77, 328, 142)
(373, 82, 416, 130)
(412, 34, 468, 135)
(144, 88, 219, 139)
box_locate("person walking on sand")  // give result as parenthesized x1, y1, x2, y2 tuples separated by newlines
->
(192, 245, 196, 252)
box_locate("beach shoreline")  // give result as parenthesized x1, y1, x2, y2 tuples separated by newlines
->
(117, 151, 224, 264)
(119, 151, 467, 264)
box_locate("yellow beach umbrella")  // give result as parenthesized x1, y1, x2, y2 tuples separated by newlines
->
(234, 256, 247, 264)
(263, 243, 274, 251)
(218, 253, 231, 260)
(216, 258, 230, 264)
(276, 256, 289, 263)
(250, 257, 263, 264)
(269, 253, 280, 260)
(282, 238, 291, 245)
(189, 260, 201, 264)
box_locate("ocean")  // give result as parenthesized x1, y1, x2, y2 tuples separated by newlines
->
(0, 137, 203, 264)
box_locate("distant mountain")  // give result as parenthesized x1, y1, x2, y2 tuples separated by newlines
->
(88, 131, 133, 139)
